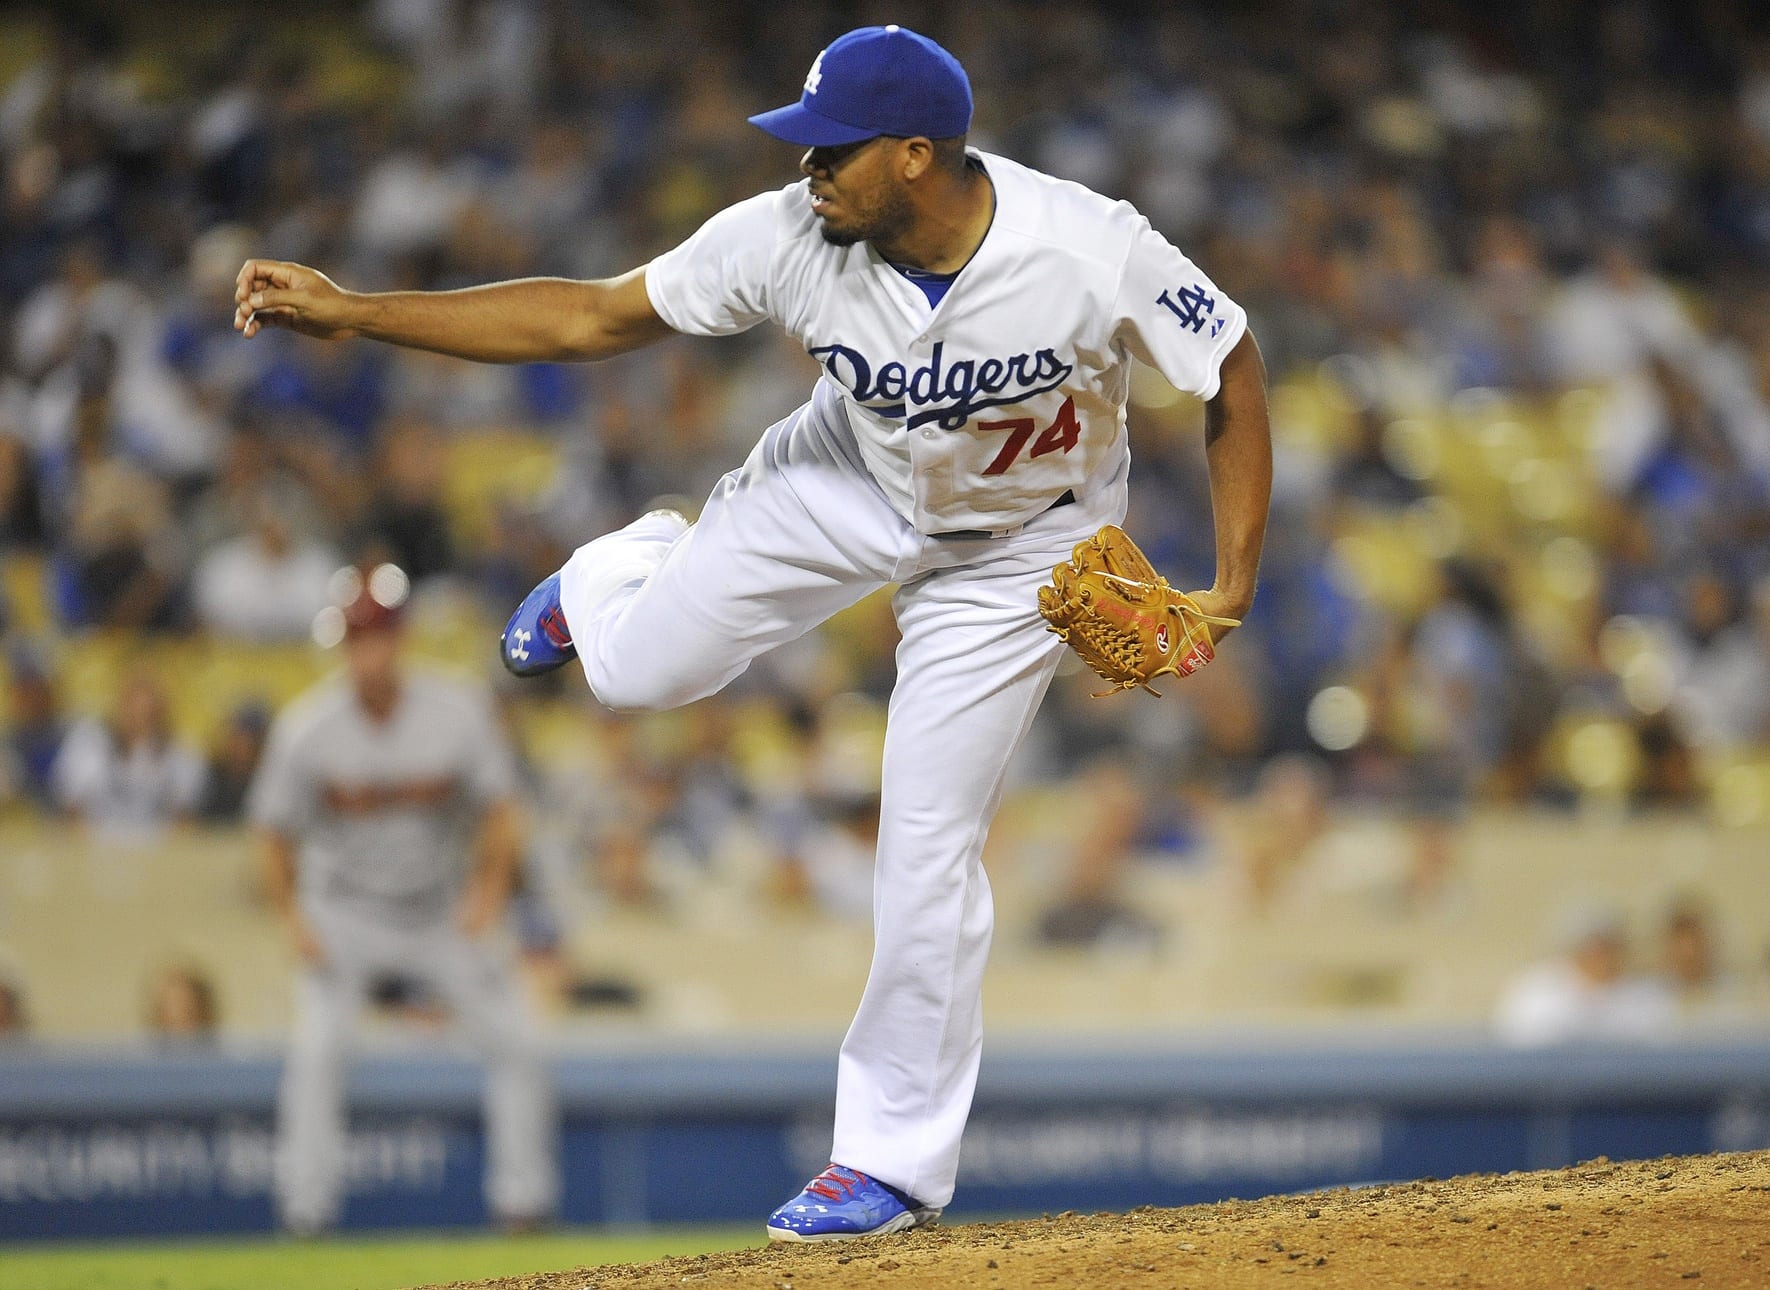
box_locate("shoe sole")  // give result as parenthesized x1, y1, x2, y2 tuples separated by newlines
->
(765, 1208, 939, 1243)
(499, 647, 575, 679)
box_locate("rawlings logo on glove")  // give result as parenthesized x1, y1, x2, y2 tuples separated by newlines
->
(1037, 525, 1241, 696)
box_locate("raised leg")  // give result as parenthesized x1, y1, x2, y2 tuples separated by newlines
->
(557, 404, 907, 712)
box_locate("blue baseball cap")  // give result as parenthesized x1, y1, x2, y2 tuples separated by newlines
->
(749, 25, 973, 147)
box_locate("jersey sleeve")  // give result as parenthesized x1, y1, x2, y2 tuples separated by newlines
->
(247, 710, 316, 835)
(1111, 218, 1248, 401)
(644, 189, 787, 337)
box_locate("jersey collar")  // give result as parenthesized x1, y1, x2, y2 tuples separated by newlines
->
(865, 150, 997, 323)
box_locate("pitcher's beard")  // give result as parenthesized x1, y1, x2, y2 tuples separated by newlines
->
(816, 188, 914, 250)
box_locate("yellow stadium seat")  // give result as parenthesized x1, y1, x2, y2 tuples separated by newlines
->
(1326, 509, 1440, 618)
(0, 554, 53, 636)
(1702, 751, 1770, 830)
(1548, 716, 1643, 804)
(443, 430, 563, 549)
(1269, 367, 1358, 457)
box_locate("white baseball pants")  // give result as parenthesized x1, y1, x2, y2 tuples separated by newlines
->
(559, 389, 1126, 1207)
(275, 904, 559, 1230)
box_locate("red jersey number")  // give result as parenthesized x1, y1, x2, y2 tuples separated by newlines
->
(979, 398, 1083, 476)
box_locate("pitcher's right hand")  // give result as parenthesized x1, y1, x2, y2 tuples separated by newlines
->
(234, 259, 359, 340)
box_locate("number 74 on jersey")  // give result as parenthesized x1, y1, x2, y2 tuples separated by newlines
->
(979, 397, 1082, 475)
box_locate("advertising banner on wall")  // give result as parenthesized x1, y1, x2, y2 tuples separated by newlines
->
(3, 1044, 1768, 1238)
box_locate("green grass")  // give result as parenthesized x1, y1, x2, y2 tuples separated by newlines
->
(5, 1226, 760, 1290)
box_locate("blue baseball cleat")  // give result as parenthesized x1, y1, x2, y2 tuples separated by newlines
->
(765, 1164, 940, 1242)
(500, 572, 576, 677)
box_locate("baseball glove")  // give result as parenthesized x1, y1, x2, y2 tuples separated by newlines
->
(1037, 524, 1241, 697)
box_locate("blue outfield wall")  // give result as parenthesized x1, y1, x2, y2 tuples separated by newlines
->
(3, 1037, 1770, 1238)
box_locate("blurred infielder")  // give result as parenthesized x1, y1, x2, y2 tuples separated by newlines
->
(248, 565, 557, 1233)
(235, 26, 1270, 1239)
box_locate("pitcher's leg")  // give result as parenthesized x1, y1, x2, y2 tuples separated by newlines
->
(555, 415, 906, 713)
(830, 562, 1068, 1208)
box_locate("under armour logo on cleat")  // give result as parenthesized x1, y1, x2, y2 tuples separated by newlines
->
(510, 628, 531, 662)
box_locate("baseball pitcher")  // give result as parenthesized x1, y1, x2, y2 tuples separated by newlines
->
(234, 26, 1270, 1239)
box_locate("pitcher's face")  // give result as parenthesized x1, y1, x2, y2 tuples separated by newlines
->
(801, 137, 915, 249)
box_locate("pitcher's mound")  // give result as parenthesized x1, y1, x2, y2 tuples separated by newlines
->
(433, 1149, 1770, 1289)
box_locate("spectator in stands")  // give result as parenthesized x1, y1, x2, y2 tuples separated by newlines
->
(348, 120, 479, 262)
(2, 645, 65, 811)
(192, 489, 337, 641)
(1223, 755, 1331, 915)
(198, 701, 270, 824)
(1660, 899, 1720, 1003)
(1492, 904, 1677, 1047)
(1632, 711, 1701, 811)
(1448, 216, 1553, 393)
(1331, 409, 1425, 510)
(1673, 574, 1770, 751)
(1411, 561, 1531, 791)
(663, 705, 752, 867)
(0, 415, 45, 548)
(0, 975, 26, 1041)
(14, 239, 222, 482)
(57, 372, 188, 630)
(143, 961, 220, 1044)
(1543, 241, 1705, 496)
(1656, 898, 1753, 1027)
(489, 115, 603, 256)
(159, 224, 272, 415)
(13, 241, 120, 387)
(63, 457, 185, 630)
(0, 134, 60, 303)
(786, 791, 880, 923)
(250, 327, 389, 454)
(1035, 763, 1163, 953)
(1600, 503, 1686, 624)
(50, 668, 205, 839)
(363, 418, 456, 583)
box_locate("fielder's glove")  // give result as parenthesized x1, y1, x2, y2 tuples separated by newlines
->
(1037, 524, 1241, 697)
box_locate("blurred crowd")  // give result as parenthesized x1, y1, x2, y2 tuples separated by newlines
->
(2, 0, 1769, 1038)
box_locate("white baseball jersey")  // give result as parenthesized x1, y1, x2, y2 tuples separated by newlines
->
(567, 144, 1257, 1213)
(645, 149, 1247, 534)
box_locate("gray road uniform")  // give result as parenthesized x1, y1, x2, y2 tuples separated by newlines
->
(248, 669, 557, 1229)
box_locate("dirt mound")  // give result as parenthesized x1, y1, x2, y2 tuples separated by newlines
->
(429, 1150, 1770, 1289)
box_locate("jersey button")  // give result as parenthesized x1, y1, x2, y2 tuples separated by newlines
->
(921, 428, 936, 438)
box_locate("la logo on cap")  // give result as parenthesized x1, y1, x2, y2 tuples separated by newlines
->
(805, 24, 900, 98)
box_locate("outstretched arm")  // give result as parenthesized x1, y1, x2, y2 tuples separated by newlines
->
(232, 261, 675, 363)
(1186, 329, 1272, 633)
